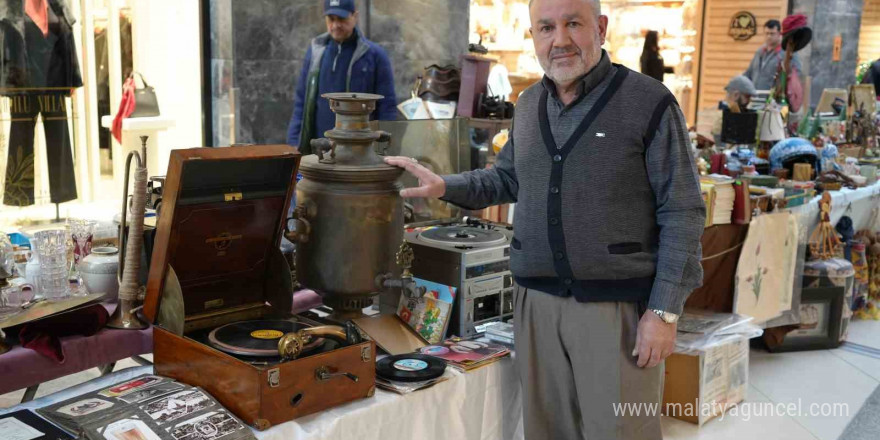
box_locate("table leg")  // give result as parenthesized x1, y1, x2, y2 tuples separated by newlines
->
(20, 385, 38, 403)
(130, 355, 153, 366)
(98, 362, 116, 376)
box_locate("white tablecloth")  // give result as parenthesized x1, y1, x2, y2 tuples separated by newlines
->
(2, 359, 525, 440)
(259, 358, 523, 440)
(789, 181, 880, 232)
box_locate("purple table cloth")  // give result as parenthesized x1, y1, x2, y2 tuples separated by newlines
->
(0, 289, 323, 395)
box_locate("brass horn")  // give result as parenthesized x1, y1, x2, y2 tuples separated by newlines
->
(107, 136, 150, 329)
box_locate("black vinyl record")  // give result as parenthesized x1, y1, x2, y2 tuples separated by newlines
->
(208, 320, 313, 357)
(376, 353, 446, 383)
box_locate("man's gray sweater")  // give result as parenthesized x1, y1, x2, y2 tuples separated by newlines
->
(441, 52, 705, 315)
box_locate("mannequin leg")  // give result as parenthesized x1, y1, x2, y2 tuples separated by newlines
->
(40, 92, 77, 204)
(3, 94, 39, 206)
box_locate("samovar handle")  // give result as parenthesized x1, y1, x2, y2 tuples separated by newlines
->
(311, 138, 336, 163)
(375, 130, 392, 156)
(284, 206, 311, 244)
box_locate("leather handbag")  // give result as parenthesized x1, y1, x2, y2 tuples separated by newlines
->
(129, 72, 160, 117)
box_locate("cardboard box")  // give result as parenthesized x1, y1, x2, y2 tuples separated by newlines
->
(662, 337, 749, 425)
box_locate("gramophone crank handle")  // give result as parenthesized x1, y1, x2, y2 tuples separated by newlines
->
(315, 366, 359, 383)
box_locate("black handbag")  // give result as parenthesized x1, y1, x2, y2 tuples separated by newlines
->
(129, 72, 160, 117)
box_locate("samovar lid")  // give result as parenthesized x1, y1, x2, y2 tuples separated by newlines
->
(299, 155, 404, 183)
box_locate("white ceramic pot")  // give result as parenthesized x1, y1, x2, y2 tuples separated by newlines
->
(80, 246, 120, 299)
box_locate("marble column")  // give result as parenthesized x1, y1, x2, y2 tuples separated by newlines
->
(209, 0, 470, 145)
(367, 0, 471, 103)
(792, 0, 865, 108)
(231, 0, 325, 145)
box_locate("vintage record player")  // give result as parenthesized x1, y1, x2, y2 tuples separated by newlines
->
(394, 217, 514, 338)
(144, 145, 375, 431)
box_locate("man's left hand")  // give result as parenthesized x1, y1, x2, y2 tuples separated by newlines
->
(634, 310, 676, 368)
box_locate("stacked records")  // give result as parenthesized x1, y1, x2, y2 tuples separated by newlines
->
(375, 353, 451, 394)
(418, 338, 510, 372)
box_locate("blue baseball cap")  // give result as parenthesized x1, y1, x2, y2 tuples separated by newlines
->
(325, 0, 355, 18)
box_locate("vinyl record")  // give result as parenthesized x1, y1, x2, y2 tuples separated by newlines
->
(417, 226, 507, 247)
(208, 320, 321, 358)
(376, 353, 446, 383)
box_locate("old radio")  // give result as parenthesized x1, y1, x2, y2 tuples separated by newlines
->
(144, 145, 375, 431)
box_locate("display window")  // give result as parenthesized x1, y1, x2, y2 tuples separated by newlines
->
(0, 0, 131, 220)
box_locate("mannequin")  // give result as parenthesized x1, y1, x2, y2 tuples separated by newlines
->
(1, 0, 82, 206)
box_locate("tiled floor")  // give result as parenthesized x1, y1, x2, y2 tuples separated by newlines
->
(662, 320, 880, 440)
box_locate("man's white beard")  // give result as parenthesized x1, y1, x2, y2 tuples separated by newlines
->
(545, 57, 587, 84)
(540, 48, 600, 85)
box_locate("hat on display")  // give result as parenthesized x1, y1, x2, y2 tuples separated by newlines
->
(769, 137, 818, 172)
(782, 14, 812, 52)
(726, 75, 757, 96)
(324, 0, 355, 18)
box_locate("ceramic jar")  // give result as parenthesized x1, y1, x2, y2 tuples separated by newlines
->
(79, 246, 120, 299)
(25, 255, 40, 295)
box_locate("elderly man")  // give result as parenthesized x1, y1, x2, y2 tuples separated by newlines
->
(286, 0, 396, 153)
(743, 19, 802, 91)
(385, 0, 704, 438)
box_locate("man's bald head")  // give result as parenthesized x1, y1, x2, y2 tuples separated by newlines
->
(530, 0, 601, 17)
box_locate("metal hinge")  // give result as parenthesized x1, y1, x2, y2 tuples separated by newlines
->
(268, 368, 280, 388)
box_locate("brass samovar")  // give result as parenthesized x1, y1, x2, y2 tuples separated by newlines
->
(286, 93, 421, 320)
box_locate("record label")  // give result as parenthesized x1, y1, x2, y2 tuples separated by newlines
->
(208, 320, 318, 358)
(393, 359, 428, 371)
(250, 330, 283, 339)
(377, 353, 445, 383)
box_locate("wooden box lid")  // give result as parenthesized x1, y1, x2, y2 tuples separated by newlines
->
(143, 146, 301, 323)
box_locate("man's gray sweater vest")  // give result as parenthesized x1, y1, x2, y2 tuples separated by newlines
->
(442, 62, 705, 313)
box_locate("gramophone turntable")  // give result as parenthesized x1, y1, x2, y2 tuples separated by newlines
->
(146, 146, 375, 431)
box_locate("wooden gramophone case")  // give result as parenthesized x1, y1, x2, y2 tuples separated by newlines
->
(144, 146, 375, 431)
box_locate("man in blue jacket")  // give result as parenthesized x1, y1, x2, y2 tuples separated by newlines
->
(287, 0, 397, 153)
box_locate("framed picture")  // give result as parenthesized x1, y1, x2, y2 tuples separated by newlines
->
(770, 286, 845, 352)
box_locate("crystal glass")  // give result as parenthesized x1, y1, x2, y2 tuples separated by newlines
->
(67, 219, 97, 295)
(32, 229, 71, 301)
(0, 281, 35, 319)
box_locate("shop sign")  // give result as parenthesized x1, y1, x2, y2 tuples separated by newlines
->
(729, 11, 757, 41)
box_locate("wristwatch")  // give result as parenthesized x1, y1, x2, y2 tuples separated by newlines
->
(650, 309, 680, 324)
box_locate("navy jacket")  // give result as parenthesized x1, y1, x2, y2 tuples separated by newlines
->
(287, 28, 397, 149)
